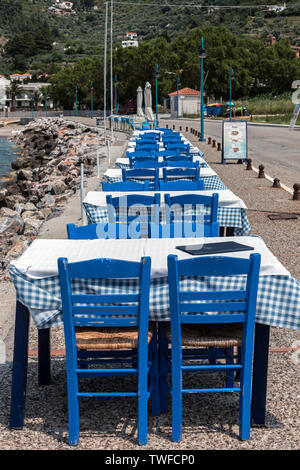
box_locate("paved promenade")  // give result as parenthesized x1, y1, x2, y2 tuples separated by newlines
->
(0, 121, 299, 450)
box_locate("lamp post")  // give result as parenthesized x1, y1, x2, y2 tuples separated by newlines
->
(90, 81, 94, 119)
(176, 76, 180, 119)
(114, 74, 118, 114)
(199, 36, 207, 142)
(155, 63, 159, 126)
(75, 85, 78, 117)
(229, 68, 234, 121)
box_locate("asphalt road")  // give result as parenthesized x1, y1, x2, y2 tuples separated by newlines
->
(161, 118, 300, 190)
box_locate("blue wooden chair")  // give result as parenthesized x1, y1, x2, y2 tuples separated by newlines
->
(149, 220, 218, 238)
(162, 166, 200, 183)
(67, 222, 144, 240)
(164, 193, 219, 235)
(136, 144, 159, 153)
(165, 160, 199, 168)
(163, 155, 192, 162)
(159, 180, 204, 191)
(134, 160, 164, 169)
(122, 168, 159, 190)
(154, 150, 178, 157)
(127, 150, 154, 158)
(101, 181, 150, 191)
(106, 192, 161, 229)
(167, 253, 261, 441)
(58, 256, 159, 445)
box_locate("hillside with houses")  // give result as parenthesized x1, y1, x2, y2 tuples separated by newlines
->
(0, 0, 299, 89)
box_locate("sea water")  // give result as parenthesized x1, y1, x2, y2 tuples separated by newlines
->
(0, 137, 21, 180)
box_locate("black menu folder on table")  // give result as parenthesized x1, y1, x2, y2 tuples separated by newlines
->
(176, 241, 254, 256)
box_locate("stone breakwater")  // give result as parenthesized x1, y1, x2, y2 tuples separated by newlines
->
(0, 117, 106, 273)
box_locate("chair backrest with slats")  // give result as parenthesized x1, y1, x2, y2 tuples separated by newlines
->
(102, 181, 149, 192)
(165, 160, 199, 168)
(167, 252, 261, 354)
(58, 257, 151, 354)
(134, 160, 164, 169)
(122, 168, 159, 190)
(163, 155, 192, 162)
(163, 166, 200, 182)
(106, 192, 161, 224)
(67, 222, 144, 240)
(159, 180, 204, 191)
(149, 220, 218, 238)
(127, 150, 154, 158)
(164, 192, 219, 227)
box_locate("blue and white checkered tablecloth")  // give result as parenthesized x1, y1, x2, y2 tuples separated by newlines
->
(116, 160, 209, 170)
(103, 174, 227, 191)
(83, 203, 250, 236)
(9, 264, 300, 331)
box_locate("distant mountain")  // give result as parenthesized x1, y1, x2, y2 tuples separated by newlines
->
(0, 0, 299, 75)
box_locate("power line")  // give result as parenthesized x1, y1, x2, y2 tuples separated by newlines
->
(113, 2, 287, 8)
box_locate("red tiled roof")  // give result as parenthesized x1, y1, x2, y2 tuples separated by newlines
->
(168, 87, 200, 97)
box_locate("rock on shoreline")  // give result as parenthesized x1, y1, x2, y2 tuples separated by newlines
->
(0, 117, 106, 273)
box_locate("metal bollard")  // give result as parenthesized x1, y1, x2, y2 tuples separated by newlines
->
(272, 178, 281, 188)
(208, 137, 211, 145)
(246, 159, 252, 170)
(217, 143, 221, 151)
(186, 127, 188, 132)
(173, 125, 175, 130)
(212, 139, 216, 148)
(166, 124, 168, 129)
(293, 183, 300, 200)
(179, 126, 182, 131)
(258, 165, 265, 178)
(190, 127, 193, 133)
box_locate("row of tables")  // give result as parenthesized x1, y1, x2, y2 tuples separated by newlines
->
(9, 128, 300, 433)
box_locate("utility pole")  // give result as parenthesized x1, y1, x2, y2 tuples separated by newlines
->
(110, 0, 114, 140)
(104, 2, 108, 145)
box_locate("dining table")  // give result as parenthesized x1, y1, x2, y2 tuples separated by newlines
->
(9, 235, 300, 429)
(83, 189, 250, 236)
(102, 167, 228, 191)
(116, 155, 209, 170)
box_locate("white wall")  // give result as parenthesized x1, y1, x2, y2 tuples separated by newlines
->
(170, 95, 200, 117)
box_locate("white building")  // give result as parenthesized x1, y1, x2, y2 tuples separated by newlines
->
(0, 78, 53, 110)
(168, 87, 202, 118)
(10, 73, 32, 82)
(122, 32, 139, 48)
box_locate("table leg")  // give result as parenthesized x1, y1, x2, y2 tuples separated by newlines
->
(38, 328, 51, 386)
(251, 323, 270, 425)
(158, 323, 169, 413)
(10, 301, 30, 429)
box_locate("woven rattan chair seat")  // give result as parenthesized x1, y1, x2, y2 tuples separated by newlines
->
(164, 323, 242, 348)
(75, 322, 154, 351)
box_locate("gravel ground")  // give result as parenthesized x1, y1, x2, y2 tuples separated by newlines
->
(0, 127, 299, 451)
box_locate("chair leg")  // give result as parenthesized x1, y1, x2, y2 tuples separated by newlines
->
(68, 389, 80, 446)
(225, 347, 235, 388)
(239, 371, 252, 440)
(171, 353, 182, 442)
(138, 358, 148, 445)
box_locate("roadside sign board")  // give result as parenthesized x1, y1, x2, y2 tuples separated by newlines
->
(222, 120, 248, 164)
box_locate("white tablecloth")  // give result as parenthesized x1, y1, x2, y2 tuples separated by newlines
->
(11, 236, 290, 280)
(104, 167, 217, 180)
(84, 189, 247, 210)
